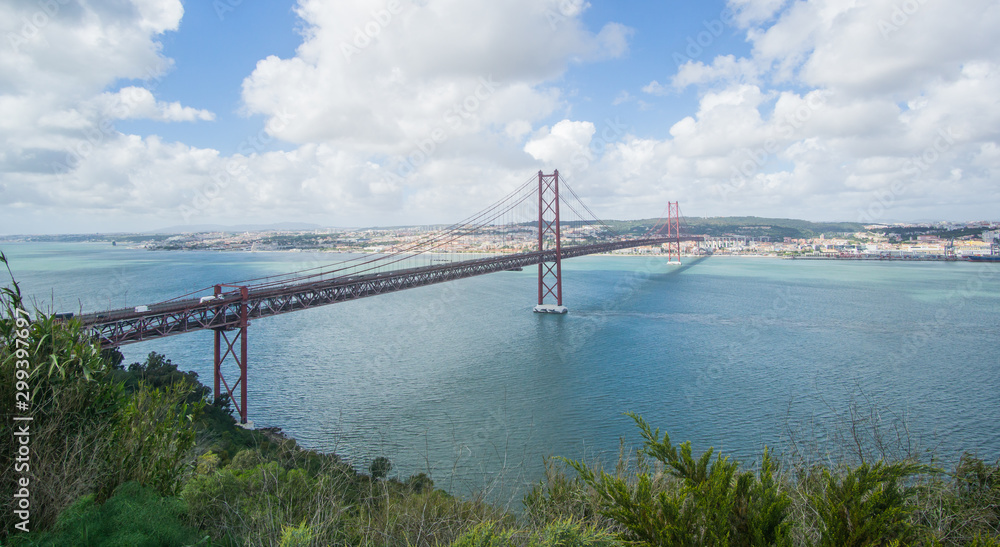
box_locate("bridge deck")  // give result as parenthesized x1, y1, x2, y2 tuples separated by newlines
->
(78, 237, 697, 345)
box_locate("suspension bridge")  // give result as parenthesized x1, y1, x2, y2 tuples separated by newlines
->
(76, 170, 701, 422)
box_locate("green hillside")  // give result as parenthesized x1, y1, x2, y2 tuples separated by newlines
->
(602, 216, 865, 240)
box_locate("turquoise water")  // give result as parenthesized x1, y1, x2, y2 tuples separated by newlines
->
(3, 242, 999, 499)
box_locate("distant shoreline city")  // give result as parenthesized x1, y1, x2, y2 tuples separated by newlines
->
(2, 216, 998, 261)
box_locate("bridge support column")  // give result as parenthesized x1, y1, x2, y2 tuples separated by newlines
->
(213, 284, 250, 424)
(534, 170, 567, 314)
(665, 202, 681, 264)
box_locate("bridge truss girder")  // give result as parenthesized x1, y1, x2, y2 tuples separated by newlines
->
(81, 235, 701, 424)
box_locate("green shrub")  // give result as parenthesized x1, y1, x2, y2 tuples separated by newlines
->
(450, 521, 516, 547)
(1, 254, 123, 532)
(565, 413, 791, 546)
(278, 521, 314, 547)
(370, 456, 393, 480)
(115, 351, 210, 404)
(807, 460, 938, 546)
(524, 457, 606, 527)
(915, 454, 1000, 545)
(1, 254, 208, 536)
(182, 450, 356, 546)
(529, 519, 623, 546)
(354, 485, 503, 547)
(968, 534, 1000, 547)
(450, 519, 623, 547)
(7, 481, 206, 546)
(104, 382, 202, 498)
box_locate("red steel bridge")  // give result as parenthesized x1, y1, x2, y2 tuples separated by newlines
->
(76, 170, 700, 422)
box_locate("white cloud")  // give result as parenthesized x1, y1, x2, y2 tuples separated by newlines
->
(728, 0, 789, 27)
(595, 22, 634, 59)
(671, 55, 760, 89)
(132, 0, 184, 33)
(739, 0, 1000, 97)
(523, 120, 596, 166)
(641, 80, 668, 96)
(578, 0, 1000, 222)
(2, 0, 998, 233)
(1, 0, 639, 232)
(0, 1, 181, 96)
(0, 1, 216, 192)
(98, 87, 215, 122)
(242, 0, 626, 153)
(504, 120, 533, 140)
(612, 90, 632, 105)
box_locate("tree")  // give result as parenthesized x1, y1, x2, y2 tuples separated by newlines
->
(369, 456, 392, 480)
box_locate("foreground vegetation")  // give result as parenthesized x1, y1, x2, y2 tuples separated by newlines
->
(2, 253, 999, 546)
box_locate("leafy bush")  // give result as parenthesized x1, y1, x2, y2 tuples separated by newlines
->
(916, 454, 1000, 545)
(114, 351, 210, 404)
(353, 484, 502, 547)
(529, 519, 623, 546)
(449, 521, 516, 547)
(6, 481, 206, 547)
(450, 519, 623, 547)
(104, 381, 202, 498)
(1, 254, 124, 531)
(564, 413, 791, 546)
(954, 453, 1000, 529)
(370, 456, 393, 480)
(182, 449, 356, 546)
(524, 457, 607, 527)
(278, 521, 315, 547)
(0, 254, 205, 536)
(806, 460, 938, 546)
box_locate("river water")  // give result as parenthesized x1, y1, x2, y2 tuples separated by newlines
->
(3, 242, 998, 500)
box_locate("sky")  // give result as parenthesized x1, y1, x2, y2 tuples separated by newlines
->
(1, 0, 999, 234)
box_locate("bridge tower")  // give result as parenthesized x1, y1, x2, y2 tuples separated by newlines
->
(213, 284, 250, 424)
(534, 170, 567, 314)
(665, 201, 681, 264)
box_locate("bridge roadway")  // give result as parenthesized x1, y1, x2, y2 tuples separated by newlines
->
(78, 236, 695, 346)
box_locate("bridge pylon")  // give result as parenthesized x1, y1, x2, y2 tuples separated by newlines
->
(534, 170, 567, 314)
(213, 284, 249, 424)
(665, 201, 681, 264)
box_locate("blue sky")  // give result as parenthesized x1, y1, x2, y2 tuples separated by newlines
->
(121, 2, 747, 150)
(115, 2, 301, 152)
(1, 0, 998, 233)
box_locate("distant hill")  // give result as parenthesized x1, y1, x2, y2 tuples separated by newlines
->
(148, 222, 327, 234)
(2, 217, 867, 241)
(602, 216, 865, 240)
(685, 216, 864, 237)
